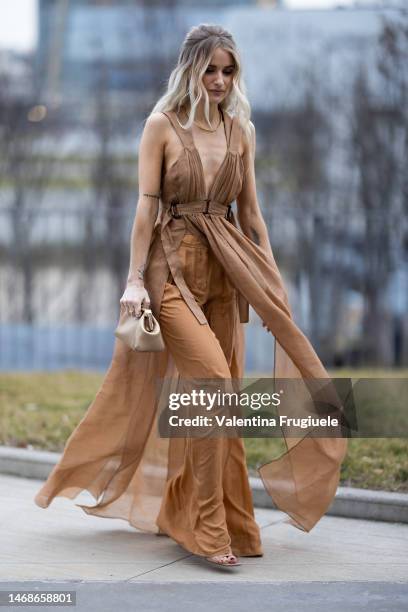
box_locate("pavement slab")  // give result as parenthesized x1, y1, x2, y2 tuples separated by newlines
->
(0, 474, 407, 611)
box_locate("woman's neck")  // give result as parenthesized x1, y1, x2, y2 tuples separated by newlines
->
(183, 102, 220, 125)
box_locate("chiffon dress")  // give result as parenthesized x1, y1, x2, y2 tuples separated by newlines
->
(34, 107, 348, 558)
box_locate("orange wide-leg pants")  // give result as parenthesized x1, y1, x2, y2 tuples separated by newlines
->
(156, 232, 263, 558)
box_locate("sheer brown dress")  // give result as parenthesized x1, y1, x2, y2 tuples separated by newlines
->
(34, 107, 348, 558)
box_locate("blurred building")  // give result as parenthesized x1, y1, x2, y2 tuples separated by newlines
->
(2, 1, 405, 370)
(35, 0, 290, 118)
(34, 0, 400, 122)
(0, 49, 33, 100)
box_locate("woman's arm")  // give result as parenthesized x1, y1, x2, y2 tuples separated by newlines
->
(236, 120, 273, 261)
(120, 112, 166, 316)
(126, 112, 166, 287)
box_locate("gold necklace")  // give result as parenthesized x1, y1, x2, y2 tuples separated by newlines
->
(193, 109, 222, 132)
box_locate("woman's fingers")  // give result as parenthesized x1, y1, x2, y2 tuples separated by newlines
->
(120, 297, 141, 317)
(119, 287, 151, 318)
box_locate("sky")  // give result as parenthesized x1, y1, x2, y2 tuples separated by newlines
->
(1, 0, 37, 51)
(0, 0, 368, 52)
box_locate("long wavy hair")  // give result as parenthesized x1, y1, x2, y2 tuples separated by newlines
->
(150, 23, 252, 143)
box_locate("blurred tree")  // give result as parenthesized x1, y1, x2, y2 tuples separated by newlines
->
(350, 9, 408, 365)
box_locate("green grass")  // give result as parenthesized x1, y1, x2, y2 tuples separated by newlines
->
(244, 437, 408, 493)
(0, 369, 407, 493)
(0, 370, 102, 450)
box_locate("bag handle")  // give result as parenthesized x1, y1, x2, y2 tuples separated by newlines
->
(140, 307, 155, 333)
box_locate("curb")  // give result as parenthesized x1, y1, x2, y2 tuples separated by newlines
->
(1, 445, 407, 525)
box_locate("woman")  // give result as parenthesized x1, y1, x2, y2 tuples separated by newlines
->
(34, 24, 348, 569)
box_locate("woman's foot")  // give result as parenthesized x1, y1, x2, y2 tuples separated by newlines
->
(205, 552, 241, 567)
(155, 527, 169, 537)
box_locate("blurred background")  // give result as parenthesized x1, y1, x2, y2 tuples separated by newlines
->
(1, 0, 407, 491)
(0, 0, 407, 374)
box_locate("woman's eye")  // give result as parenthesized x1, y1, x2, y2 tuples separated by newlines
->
(205, 68, 234, 75)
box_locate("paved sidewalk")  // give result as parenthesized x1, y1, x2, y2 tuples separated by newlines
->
(0, 474, 407, 610)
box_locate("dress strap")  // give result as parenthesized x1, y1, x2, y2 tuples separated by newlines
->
(228, 114, 241, 154)
(161, 110, 194, 150)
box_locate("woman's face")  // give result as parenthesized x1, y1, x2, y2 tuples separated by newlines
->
(202, 47, 235, 103)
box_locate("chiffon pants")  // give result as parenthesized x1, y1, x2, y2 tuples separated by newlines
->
(156, 232, 263, 557)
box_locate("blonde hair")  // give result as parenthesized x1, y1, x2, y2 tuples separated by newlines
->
(150, 23, 252, 143)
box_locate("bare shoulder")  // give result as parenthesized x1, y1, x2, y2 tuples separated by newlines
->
(145, 111, 169, 127)
(238, 119, 255, 156)
(140, 111, 170, 153)
(143, 111, 170, 136)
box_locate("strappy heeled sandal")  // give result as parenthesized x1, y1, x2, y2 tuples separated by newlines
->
(204, 552, 242, 568)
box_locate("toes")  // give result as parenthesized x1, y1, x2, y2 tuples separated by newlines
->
(206, 551, 240, 566)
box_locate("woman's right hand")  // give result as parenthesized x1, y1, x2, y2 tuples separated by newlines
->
(119, 283, 151, 318)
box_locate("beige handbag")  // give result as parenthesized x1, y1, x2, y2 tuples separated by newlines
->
(114, 306, 165, 352)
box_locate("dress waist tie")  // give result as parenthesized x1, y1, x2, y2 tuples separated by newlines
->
(160, 198, 232, 326)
